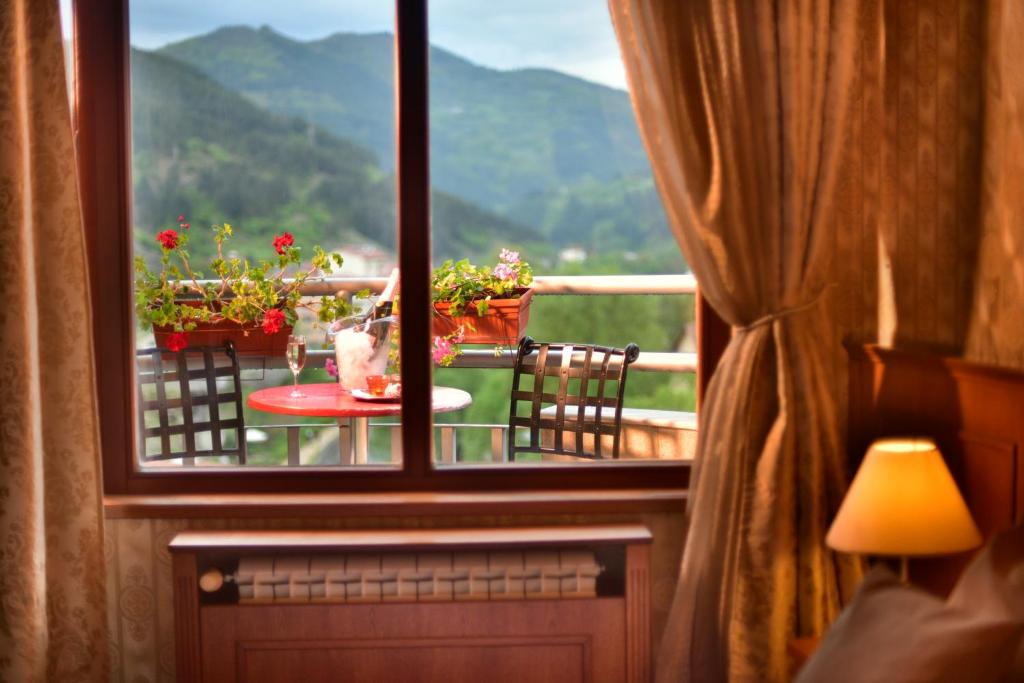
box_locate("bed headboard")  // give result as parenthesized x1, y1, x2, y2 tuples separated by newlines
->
(848, 344, 1024, 593)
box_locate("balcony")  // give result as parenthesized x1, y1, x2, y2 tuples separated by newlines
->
(139, 273, 698, 469)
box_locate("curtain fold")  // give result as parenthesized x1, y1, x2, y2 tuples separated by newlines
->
(609, 1, 862, 680)
(0, 1, 109, 680)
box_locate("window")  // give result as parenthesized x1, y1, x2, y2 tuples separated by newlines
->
(426, 3, 695, 467)
(127, 2, 402, 469)
(75, 0, 716, 495)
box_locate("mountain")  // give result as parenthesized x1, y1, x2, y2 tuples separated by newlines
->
(157, 26, 653, 212)
(507, 173, 673, 251)
(130, 47, 541, 267)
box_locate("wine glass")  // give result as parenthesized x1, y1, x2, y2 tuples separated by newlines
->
(286, 334, 307, 397)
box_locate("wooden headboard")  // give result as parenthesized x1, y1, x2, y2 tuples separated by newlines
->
(848, 345, 1024, 593)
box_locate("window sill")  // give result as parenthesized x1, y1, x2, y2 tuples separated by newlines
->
(103, 488, 687, 519)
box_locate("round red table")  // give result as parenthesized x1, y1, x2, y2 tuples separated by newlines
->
(247, 383, 472, 464)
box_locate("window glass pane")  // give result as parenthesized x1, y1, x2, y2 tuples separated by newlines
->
(129, 2, 401, 469)
(428, 1, 695, 466)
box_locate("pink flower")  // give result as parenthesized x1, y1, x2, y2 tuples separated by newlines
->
(451, 326, 465, 344)
(499, 248, 520, 264)
(261, 308, 286, 335)
(325, 358, 338, 377)
(432, 336, 453, 364)
(493, 262, 515, 281)
(157, 229, 178, 250)
(177, 214, 185, 222)
(165, 331, 188, 352)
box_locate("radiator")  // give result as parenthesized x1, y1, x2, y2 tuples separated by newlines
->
(232, 549, 602, 603)
(171, 525, 652, 683)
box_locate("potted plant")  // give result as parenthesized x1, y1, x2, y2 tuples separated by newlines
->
(430, 248, 534, 350)
(134, 216, 351, 355)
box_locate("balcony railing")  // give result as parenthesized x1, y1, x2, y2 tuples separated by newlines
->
(144, 274, 698, 468)
(245, 273, 697, 373)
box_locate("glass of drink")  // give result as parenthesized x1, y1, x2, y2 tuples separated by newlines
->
(286, 334, 307, 397)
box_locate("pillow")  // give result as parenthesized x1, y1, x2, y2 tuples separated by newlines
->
(949, 523, 1024, 618)
(796, 526, 1024, 683)
(949, 524, 1024, 683)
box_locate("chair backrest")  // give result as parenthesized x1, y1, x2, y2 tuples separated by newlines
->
(135, 342, 246, 463)
(507, 337, 640, 461)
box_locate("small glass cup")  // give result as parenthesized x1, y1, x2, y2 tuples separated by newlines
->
(286, 334, 307, 397)
(365, 374, 390, 397)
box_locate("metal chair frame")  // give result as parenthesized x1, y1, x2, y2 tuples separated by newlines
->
(507, 336, 640, 461)
(135, 342, 246, 463)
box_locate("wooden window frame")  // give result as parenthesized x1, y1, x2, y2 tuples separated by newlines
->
(74, 0, 721, 496)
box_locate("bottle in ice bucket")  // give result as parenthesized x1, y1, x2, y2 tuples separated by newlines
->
(327, 269, 398, 393)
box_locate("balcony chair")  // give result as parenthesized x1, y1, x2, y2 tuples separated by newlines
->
(135, 342, 247, 463)
(507, 336, 640, 461)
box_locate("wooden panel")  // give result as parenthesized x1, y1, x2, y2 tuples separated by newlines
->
(956, 431, 1018, 534)
(201, 601, 623, 683)
(625, 544, 651, 683)
(848, 345, 1024, 593)
(103, 489, 687, 519)
(172, 553, 202, 682)
(237, 637, 587, 683)
(696, 290, 730, 408)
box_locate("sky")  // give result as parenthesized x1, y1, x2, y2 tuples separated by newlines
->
(100, 0, 628, 90)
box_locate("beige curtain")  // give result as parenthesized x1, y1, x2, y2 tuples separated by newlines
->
(609, 1, 862, 681)
(0, 1, 109, 680)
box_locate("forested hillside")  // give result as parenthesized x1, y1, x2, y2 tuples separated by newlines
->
(131, 47, 542, 266)
(155, 26, 675, 262)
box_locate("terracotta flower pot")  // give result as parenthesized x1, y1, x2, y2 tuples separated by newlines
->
(431, 288, 534, 345)
(153, 301, 292, 356)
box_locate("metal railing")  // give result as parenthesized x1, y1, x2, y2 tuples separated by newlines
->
(295, 273, 697, 297)
(242, 422, 512, 467)
(243, 274, 698, 373)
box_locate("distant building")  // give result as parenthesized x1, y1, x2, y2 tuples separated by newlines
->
(334, 244, 396, 276)
(558, 247, 587, 264)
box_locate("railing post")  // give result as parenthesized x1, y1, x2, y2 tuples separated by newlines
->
(286, 426, 301, 466)
(440, 426, 456, 464)
(390, 424, 402, 463)
(491, 427, 506, 463)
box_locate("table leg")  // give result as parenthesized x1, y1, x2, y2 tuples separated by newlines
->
(337, 419, 353, 466)
(354, 417, 369, 464)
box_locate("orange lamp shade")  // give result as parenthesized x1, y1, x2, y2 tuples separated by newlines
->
(826, 438, 982, 556)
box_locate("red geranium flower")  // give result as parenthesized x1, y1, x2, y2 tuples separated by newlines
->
(273, 232, 295, 255)
(261, 308, 286, 335)
(157, 229, 178, 250)
(165, 331, 188, 352)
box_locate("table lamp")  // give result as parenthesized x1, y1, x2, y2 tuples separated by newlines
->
(826, 437, 982, 581)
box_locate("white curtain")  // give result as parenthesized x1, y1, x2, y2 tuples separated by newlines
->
(609, 1, 863, 680)
(0, 1, 109, 680)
